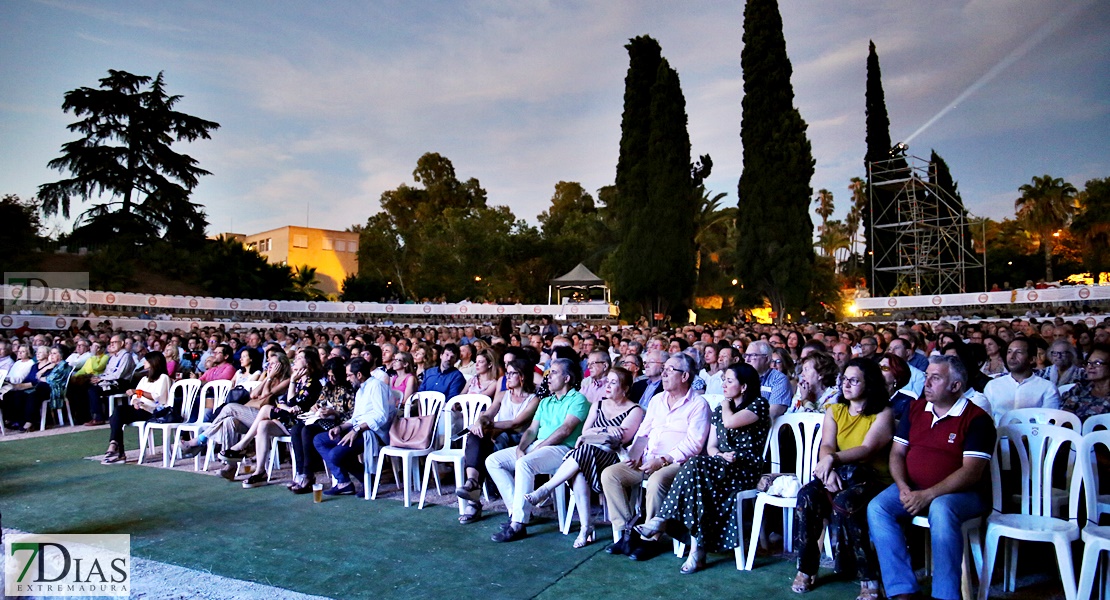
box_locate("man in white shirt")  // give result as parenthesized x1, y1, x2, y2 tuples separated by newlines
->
(66, 338, 92, 371)
(0, 341, 14, 373)
(985, 337, 1060, 422)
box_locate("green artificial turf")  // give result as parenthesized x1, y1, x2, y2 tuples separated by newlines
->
(0, 430, 931, 599)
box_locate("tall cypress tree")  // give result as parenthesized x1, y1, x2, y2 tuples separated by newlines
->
(864, 41, 905, 296)
(608, 37, 700, 323)
(929, 149, 980, 291)
(735, 0, 815, 321)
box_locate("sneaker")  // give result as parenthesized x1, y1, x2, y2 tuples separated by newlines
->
(323, 483, 355, 496)
(242, 473, 268, 488)
(491, 523, 527, 543)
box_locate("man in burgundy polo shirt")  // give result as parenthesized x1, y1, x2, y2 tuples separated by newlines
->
(867, 355, 996, 600)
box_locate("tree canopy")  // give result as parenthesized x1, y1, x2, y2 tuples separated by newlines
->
(38, 70, 219, 246)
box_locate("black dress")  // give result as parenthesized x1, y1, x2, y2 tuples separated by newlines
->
(561, 404, 639, 493)
(655, 397, 771, 551)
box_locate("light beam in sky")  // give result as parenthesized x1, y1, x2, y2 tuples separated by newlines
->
(902, 0, 1093, 145)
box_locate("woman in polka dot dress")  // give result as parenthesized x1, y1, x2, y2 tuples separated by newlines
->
(636, 362, 771, 573)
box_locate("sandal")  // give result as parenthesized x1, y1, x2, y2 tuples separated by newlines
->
(458, 502, 483, 524)
(456, 478, 481, 502)
(573, 526, 595, 549)
(856, 581, 880, 600)
(524, 485, 553, 507)
(791, 572, 816, 594)
(633, 517, 667, 540)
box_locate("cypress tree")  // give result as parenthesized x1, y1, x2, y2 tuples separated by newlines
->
(864, 41, 906, 296)
(608, 38, 700, 322)
(735, 0, 816, 320)
(930, 150, 979, 291)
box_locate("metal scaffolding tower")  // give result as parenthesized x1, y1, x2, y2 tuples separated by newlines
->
(869, 153, 986, 296)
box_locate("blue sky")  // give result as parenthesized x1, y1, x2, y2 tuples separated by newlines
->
(1, 0, 1107, 239)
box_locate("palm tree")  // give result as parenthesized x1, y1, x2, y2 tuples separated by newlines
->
(693, 186, 736, 282)
(848, 177, 867, 253)
(814, 189, 835, 242)
(815, 219, 851, 270)
(1015, 174, 1078, 281)
(291, 265, 326, 300)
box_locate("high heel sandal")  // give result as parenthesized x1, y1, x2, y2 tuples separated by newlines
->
(791, 572, 816, 594)
(633, 517, 666, 540)
(524, 485, 552, 507)
(573, 526, 595, 549)
(680, 551, 706, 575)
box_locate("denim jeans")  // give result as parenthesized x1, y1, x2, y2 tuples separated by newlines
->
(313, 431, 364, 485)
(867, 483, 988, 600)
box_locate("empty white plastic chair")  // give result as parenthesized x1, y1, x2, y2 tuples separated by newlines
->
(419, 394, 490, 511)
(1077, 431, 1110, 600)
(978, 423, 1084, 600)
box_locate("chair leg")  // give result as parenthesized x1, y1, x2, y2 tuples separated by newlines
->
(782, 507, 794, 553)
(371, 452, 387, 500)
(978, 530, 1001, 600)
(431, 461, 442, 496)
(40, 400, 48, 431)
(1052, 539, 1078, 600)
(65, 400, 74, 427)
(1005, 539, 1019, 592)
(746, 498, 767, 571)
(1077, 544, 1100, 600)
(418, 458, 433, 509)
(734, 496, 748, 571)
(402, 458, 412, 507)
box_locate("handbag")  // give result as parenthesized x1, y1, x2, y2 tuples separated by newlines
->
(388, 414, 437, 450)
(578, 429, 621, 453)
(225, 385, 251, 405)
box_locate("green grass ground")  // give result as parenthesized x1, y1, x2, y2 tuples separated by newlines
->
(0, 429, 1063, 599)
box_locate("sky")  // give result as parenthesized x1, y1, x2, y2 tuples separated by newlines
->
(1, 0, 1107, 240)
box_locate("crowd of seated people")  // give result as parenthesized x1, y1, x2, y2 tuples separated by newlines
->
(5, 313, 1110, 599)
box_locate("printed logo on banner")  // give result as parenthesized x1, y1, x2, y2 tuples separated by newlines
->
(188, 298, 198, 309)
(308, 302, 317, 312)
(4, 272, 90, 313)
(887, 298, 897, 307)
(147, 297, 157, 306)
(1027, 291, 1038, 302)
(385, 305, 394, 313)
(268, 302, 277, 311)
(229, 301, 239, 310)
(423, 305, 432, 314)
(346, 304, 355, 313)
(4, 533, 130, 597)
(497, 306, 505, 314)
(459, 306, 468, 314)
(931, 296, 942, 306)
(978, 294, 989, 304)
(1079, 288, 1091, 299)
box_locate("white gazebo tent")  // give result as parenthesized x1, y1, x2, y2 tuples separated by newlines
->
(548, 263, 610, 305)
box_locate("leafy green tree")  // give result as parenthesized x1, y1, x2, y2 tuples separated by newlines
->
(340, 273, 392, 302)
(815, 219, 851, 265)
(0, 194, 44, 273)
(196, 236, 293, 299)
(608, 42, 703, 323)
(694, 186, 734, 283)
(1015, 174, 1079, 281)
(537, 181, 612, 277)
(735, 0, 816, 321)
(38, 70, 219, 246)
(847, 176, 867, 256)
(291, 265, 326, 300)
(1070, 178, 1110, 277)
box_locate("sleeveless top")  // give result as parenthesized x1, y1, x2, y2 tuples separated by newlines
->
(391, 373, 413, 396)
(496, 391, 535, 422)
(830, 402, 889, 479)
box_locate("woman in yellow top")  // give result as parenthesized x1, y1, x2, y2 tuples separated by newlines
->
(791, 358, 894, 600)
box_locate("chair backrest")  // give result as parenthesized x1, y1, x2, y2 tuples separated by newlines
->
(171, 379, 202, 420)
(241, 380, 262, 393)
(999, 407, 1081, 431)
(699, 394, 725, 412)
(444, 393, 492, 441)
(992, 423, 1083, 520)
(1079, 430, 1110, 524)
(0, 368, 10, 385)
(196, 380, 233, 423)
(767, 412, 824, 485)
(1082, 413, 1110, 436)
(407, 391, 446, 418)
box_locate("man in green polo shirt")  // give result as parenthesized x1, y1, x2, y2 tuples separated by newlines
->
(486, 357, 589, 542)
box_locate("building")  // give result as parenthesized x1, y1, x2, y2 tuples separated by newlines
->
(240, 226, 359, 295)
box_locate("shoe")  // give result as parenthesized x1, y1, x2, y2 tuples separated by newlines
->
(180, 444, 204, 459)
(242, 473, 268, 488)
(607, 530, 632, 555)
(456, 478, 481, 502)
(490, 523, 527, 543)
(680, 548, 706, 574)
(458, 502, 483, 524)
(288, 475, 313, 491)
(524, 485, 553, 507)
(855, 581, 879, 600)
(634, 517, 667, 540)
(791, 572, 816, 594)
(217, 466, 236, 481)
(101, 452, 126, 465)
(573, 526, 595, 549)
(323, 483, 355, 496)
(219, 448, 247, 463)
(628, 538, 665, 562)
(84, 419, 106, 427)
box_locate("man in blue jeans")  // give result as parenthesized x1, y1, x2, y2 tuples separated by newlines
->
(867, 355, 996, 600)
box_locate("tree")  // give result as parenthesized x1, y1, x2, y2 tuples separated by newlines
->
(847, 177, 867, 255)
(1072, 178, 1110, 276)
(864, 41, 905, 295)
(814, 188, 834, 237)
(1015, 174, 1079, 281)
(537, 181, 612, 277)
(38, 70, 218, 246)
(0, 194, 44, 273)
(607, 40, 703, 323)
(735, 0, 816, 321)
(196, 236, 293, 299)
(291, 265, 326, 300)
(694, 186, 734, 283)
(815, 219, 851, 266)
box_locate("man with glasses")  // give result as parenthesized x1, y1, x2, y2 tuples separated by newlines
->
(1037, 340, 1084, 390)
(487, 358, 589, 542)
(81, 335, 135, 426)
(581, 351, 611, 404)
(66, 338, 92, 371)
(858, 336, 880, 361)
(633, 350, 668, 410)
(744, 341, 792, 418)
(602, 353, 709, 560)
(984, 337, 1059, 422)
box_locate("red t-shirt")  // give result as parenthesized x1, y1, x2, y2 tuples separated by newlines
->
(894, 397, 995, 491)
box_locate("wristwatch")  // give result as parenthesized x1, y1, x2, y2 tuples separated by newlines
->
(659, 455, 672, 467)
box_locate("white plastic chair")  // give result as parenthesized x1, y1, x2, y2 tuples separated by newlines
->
(419, 394, 490, 511)
(371, 391, 446, 506)
(978, 423, 1084, 600)
(1077, 431, 1110, 600)
(138, 380, 199, 467)
(199, 380, 236, 470)
(1084, 414, 1110, 436)
(0, 368, 9, 435)
(910, 515, 984, 600)
(999, 407, 1081, 516)
(39, 367, 75, 430)
(744, 412, 824, 571)
(168, 379, 229, 469)
(267, 435, 295, 481)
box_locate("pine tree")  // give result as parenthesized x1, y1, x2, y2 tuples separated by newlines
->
(607, 37, 702, 323)
(735, 0, 816, 321)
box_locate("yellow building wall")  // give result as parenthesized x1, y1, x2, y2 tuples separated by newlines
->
(242, 226, 359, 296)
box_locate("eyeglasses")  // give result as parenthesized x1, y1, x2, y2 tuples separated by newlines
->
(743, 353, 768, 360)
(588, 361, 607, 366)
(842, 377, 863, 387)
(505, 371, 521, 377)
(1049, 351, 1069, 358)
(770, 359, 783, 366)
(662, 366, 686, 375)
(879, 365, 891, 372)
(1088, 360, 1107, 367)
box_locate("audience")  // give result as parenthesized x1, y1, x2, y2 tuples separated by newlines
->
(984, 337, 1060, 422)
(1061, 343, 1110, 422)
(101, 352, 170, 464)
